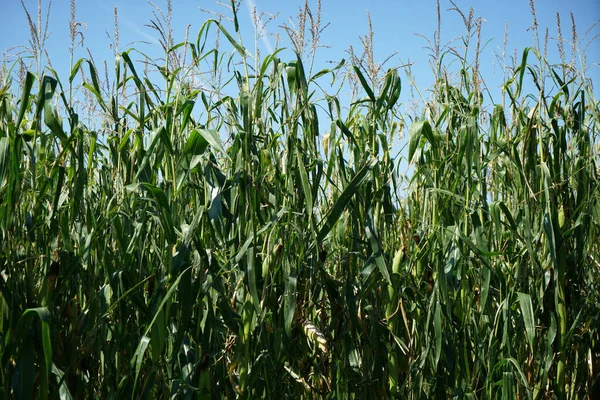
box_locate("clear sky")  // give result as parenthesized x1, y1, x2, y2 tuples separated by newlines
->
(1, 0, 599, 123)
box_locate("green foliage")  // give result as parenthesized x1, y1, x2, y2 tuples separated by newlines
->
(1, 2, 599, 399)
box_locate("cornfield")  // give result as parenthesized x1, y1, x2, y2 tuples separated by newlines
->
(1, 0, 599, 398)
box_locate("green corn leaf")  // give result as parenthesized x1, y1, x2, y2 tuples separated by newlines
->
(16, 71, 35, 130)
(434, 300, 442, 367)
(366, 212, 391, 284)
(517, 292, 536, 351)
(296, 146, 313, 223)
(51, 364, 74, 400)
(316, 158, 377, 243)
(130, 336, 151, 399)
(408, 120, 433, 164)
(196, 128, 226, 154)
(140, 183, 177, 244)
(247, 245, 262, 315)
(284, 274, 297, 338)
(353, 65, 375, 102)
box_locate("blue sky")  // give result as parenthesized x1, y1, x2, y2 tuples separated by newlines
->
(2, 0, 598, 94)
(1, 0, 599, 139)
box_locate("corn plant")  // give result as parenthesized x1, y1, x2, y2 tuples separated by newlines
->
(0, 0, 598, 398)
